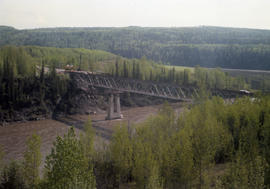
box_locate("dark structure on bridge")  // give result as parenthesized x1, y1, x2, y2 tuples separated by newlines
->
(67, 71, 251, 120)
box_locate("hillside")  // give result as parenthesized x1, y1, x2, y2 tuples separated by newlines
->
(0, 45, 117, 72)
(1, 26, 270, 69)
(0, 46, 181, 123)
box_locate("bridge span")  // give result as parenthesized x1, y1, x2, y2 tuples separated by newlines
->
(65, 71, 250, 120)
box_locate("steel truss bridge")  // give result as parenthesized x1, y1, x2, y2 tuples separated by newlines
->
(67, 71, 250, 102)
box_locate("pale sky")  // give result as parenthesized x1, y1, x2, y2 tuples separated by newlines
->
(0, 0, 269, 29)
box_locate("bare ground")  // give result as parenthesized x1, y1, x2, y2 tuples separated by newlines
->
(0, 103, 184, 166)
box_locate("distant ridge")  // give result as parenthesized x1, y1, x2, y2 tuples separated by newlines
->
(1, 25, 270, 70)
(2, 25, 270, 31)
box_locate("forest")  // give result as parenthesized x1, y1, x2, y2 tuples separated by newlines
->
(0, 43, 270, 188)
(1, 96, 270, 188)
(1, 26, 270, 70)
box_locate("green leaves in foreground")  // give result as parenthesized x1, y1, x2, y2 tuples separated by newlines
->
(44, 127, 96, 189)
(108, 97, 270, 188)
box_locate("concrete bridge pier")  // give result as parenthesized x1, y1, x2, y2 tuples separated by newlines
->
(115, 93, 123, 118)
(106, 92, 123, 120)
(106, 93, 114, 120)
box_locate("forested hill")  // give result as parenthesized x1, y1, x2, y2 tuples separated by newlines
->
(1, 26, 270, 69)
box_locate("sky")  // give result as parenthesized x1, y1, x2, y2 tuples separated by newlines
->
(0, 0, 269, 30)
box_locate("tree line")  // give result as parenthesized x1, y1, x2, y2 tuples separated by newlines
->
(108, 56, 270, 91)
(108, 57, 248, 90)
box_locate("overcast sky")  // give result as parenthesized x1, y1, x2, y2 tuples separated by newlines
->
(0, 0, 269, 29)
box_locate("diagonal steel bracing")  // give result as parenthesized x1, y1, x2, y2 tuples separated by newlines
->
(69, 71, 193, 101)
(67, 71, 251, 101)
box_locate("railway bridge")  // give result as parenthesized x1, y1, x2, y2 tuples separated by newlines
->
(65, 71, 250, 120)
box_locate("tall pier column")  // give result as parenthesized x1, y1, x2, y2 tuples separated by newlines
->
(106, 93, 114, 120)
(106, 92, 123, 120)
(115, 93, 123, 119)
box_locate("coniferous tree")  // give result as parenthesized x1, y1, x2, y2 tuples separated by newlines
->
(115, 61, 119, 77)
(123, 61, 128, 78)
(136, 63, 140, 79)
(183, 69, 190, 85)
(40, 59, 45, 104)
(132, 61, 136, 79)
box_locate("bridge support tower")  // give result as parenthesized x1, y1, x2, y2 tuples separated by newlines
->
(106, 92, 123, 120)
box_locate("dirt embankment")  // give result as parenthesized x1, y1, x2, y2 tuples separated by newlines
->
(0, 73, 174, 124)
